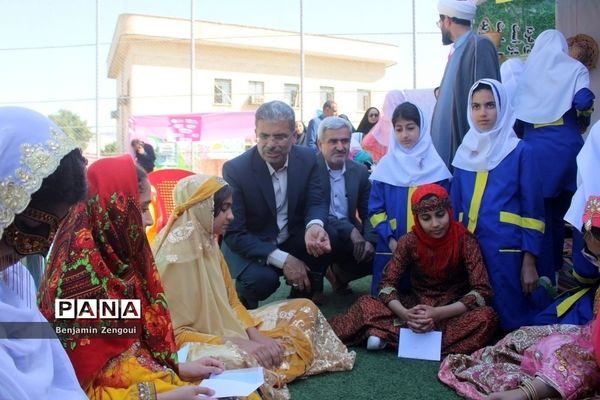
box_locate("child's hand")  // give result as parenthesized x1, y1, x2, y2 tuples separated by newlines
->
(405, 305, 435, 333)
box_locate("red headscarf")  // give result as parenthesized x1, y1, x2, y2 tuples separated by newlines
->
(410, 183, 468, 278)
(38, 155, 178, 386)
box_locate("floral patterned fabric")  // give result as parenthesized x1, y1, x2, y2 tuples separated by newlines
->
(38, 155, 178, 388)
(439, 324, 600, 400)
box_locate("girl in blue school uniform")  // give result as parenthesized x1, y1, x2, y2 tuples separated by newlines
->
(368, 102, 451, 295)
(451, 78, 550, 330)
(534, 120, 600, 326)
(513, 29, 595, 277)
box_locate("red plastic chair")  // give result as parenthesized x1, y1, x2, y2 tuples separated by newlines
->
(146, 168, 194, 239)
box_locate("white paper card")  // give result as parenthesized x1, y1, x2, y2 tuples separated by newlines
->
(177, 344, 190, 363)
(397, 328, 442, 361)
(200, 367, 264, 398)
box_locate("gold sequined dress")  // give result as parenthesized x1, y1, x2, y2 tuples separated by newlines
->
(153, 175, 355, 400)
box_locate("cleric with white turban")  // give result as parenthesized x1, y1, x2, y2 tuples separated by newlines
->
(430, 0, 500, 169)
(437, 0, 477, 20)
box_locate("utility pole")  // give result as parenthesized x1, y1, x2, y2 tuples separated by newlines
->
(95, 0, 100, 159)
(191, 0, 196, 112)
(300, 0, 305, 122)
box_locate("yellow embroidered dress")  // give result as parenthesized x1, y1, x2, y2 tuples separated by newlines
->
(153, 175, 355, 400)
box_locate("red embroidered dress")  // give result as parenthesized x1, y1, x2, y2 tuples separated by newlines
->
(329, 184, 498, 355)
(39, 156, 181, 398)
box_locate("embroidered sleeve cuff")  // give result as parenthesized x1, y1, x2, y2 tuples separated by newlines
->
(136, 382, 157, 400)
(267, 249, 288, 269)
(378, 286, 399, 303)
(461, 290, 486, 308)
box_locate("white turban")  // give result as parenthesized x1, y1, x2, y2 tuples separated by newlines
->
(437, 0, 477, 20)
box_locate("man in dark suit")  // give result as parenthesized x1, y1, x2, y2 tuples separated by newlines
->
(316, 116, 376, 294)
(222, 100, 332, 309)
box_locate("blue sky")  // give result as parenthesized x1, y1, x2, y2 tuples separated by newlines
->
(0, 0, 447, 146)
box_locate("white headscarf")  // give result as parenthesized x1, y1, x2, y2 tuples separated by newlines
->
(564, 121, 600, 231)
(0, 107, 86, 400)
(0, 264, 87, 400)
(370, 103, 451, 186)
(500, 57, 525, 106)
(437, 0, 477, 20)
(513, 29, 590, 124)
(452, 79, 521, 172)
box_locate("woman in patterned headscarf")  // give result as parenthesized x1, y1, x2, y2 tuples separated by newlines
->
(0, 106, 88, 400)
(39, 155, 223, 400)
(153, 174, 356, 400)
(330, 183, 497, 354)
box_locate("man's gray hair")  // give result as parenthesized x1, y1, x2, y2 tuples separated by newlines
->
(317, 116, 352, 142)
(255, 100, 295, 133)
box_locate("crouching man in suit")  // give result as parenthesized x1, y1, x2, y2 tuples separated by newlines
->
(316, 116, 376, 294)
(222, 100, 333, 308)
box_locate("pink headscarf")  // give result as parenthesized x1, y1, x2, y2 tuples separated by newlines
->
(368, 90, 407, 147)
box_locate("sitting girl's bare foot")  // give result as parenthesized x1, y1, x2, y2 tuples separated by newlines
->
(487, 388, 527, 400)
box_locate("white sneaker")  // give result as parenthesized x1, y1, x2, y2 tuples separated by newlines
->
(366, 335, 386, 350)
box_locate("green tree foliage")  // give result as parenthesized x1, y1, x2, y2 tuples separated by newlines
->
(101, 141, 117, 156)
(49, 109, 94, 149)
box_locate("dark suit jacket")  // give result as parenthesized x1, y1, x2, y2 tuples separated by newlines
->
(316, 154, 377, 243)
(223, 145, 327, 265)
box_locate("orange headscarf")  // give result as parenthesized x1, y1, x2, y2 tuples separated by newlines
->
(410, 183, 468, 278)
(38, 155, 178, 386)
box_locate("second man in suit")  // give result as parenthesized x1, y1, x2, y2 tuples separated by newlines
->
(316, 116, 377, 294)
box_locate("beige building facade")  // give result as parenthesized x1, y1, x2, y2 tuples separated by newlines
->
(108, 14, 399, 151)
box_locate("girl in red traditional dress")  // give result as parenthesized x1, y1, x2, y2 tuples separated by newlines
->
(329, 183, 498, 354)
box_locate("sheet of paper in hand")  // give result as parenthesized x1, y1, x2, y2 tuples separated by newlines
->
(177, 344, 190, 362)
(200, 367, 264, 398)
(397, 328, 442, 361)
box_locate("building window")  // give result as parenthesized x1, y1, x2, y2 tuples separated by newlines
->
(357, 89, 371, 111)
(248, 81, 264, 105)
(320, 86, 334, 105)
(284, 84, 300, 108)
(248, 81, 264, 96)
(214, 79, 232, 105)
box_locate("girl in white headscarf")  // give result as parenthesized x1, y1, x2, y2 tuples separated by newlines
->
(367, 102, 451, 294)
(0, 107, 88, 399)
(513, 29, 595, 278)
(451, 78, 550, 330)
(500, 57, 525, 107)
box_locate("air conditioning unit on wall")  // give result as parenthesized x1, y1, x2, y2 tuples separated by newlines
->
(248, 95, 264, 105)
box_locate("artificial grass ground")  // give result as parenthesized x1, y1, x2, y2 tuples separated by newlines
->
(257, 276, 462, 400)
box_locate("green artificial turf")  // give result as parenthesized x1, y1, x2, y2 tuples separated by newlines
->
(257, 276, 462, 400)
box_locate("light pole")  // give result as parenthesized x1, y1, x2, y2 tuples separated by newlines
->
(95, 0, 100, 159)
(191, 0, 196, 113)
(300, 0, 305, 123)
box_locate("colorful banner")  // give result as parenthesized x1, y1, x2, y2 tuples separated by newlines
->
(129, 112, 256, 171)
(475, 0, 555, 58)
